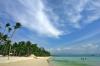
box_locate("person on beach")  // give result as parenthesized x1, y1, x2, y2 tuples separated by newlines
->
(81, 57, 87, 61)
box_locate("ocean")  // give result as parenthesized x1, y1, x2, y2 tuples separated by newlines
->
(49, 56, 100, 66)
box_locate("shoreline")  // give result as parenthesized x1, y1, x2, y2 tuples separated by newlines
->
(0, 56, 50, 66)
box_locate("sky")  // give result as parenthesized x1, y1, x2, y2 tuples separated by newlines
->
(0, 0, 100, 55)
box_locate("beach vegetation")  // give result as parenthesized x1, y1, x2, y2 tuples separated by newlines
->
(0, 22, 50, 58)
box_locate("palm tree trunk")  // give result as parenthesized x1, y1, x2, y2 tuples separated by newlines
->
(8, 45, 11, 60)
(10, 30, 16, 38)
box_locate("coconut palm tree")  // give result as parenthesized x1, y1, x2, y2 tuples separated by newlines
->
(10, 22, 21, 38)
(8, 22, 21, 60)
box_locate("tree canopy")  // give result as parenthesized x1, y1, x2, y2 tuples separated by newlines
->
(0, 22, 50, 57)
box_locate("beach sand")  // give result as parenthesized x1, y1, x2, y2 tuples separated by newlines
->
(0, 56, 49, 66)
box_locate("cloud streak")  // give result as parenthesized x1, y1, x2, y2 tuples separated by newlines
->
(0, 0, 63, 38)
(64, 0, 100, 28)
(0, 0, 100, 37)
(49, 43, 100, 54)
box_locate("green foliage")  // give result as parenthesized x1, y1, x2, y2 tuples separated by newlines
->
(6, 23, 10, 27)
(0, 22, 50, 57)
(14, 22, 21, 29)
(0, 41, 50, 56)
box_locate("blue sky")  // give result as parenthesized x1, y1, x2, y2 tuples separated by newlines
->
(0, 0, 100, 54)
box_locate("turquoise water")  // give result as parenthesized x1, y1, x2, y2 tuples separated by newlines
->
(49, 57, 100, 66)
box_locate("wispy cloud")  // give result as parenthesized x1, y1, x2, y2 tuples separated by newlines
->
(0, 0, 63, 38)
(63, 0, 88, 28)
(49, 43, 100, 54)
(64, 0, 100, 28)
(82, 43, 98, 49)
(70, 30, 100, 44)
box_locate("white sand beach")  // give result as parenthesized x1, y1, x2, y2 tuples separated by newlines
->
(0, 56, 49, 66)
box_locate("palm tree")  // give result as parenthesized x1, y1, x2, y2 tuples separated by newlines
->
(2, 23, 12, 57)
(8, 22, 21, 59)
(10, 22, 21, 38)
